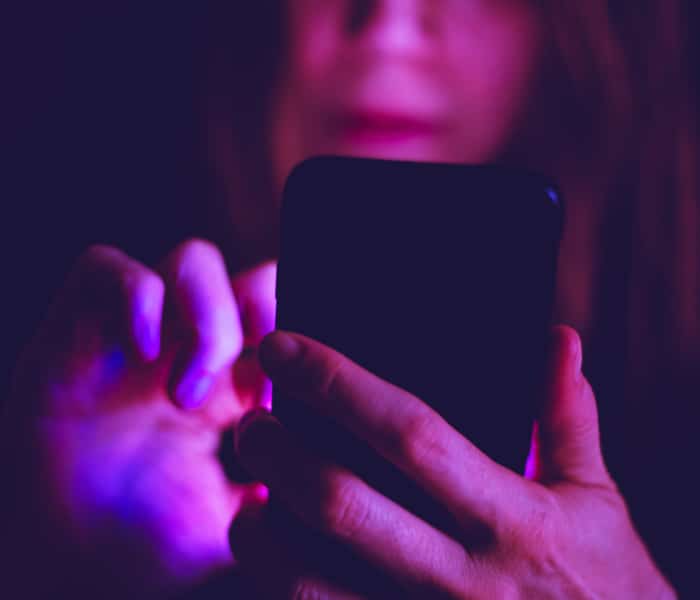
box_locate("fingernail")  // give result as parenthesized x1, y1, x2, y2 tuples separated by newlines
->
(573, 336, 583, 382)
(549, 327, 583, 383)
(557, 332, 583, 381)
(259, 331, 301, 373)
(176, 372, 214, 409)
(135, 318, 160, 361)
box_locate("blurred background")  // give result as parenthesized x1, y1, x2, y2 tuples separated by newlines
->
(3, 2, 699, 594)
(5, 2, 699, 377)
(5, 4, 210, 384)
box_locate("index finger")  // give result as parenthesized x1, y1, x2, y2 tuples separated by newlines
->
(259, 331, 528, 529)
(159, 239, 244, 409)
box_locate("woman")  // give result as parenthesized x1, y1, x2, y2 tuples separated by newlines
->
(4, 0, 696, 597)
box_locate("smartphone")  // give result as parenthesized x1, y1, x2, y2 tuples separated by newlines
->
(274, 156, 563, 531)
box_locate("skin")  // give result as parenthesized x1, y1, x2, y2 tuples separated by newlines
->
(232, 330, 675, 598)
(233, 1, 676, 598)
(270, 0, 544, 190)
(4, 0, 676, 598)
(6, 243, 276, 597)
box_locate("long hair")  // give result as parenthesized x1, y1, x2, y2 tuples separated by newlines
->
(540, 6, 698, 589)
(622, 0, 698, 460)
(202, 1, 698, 589)
(529, 0, 699, 455)
(202, 0, 698, 449)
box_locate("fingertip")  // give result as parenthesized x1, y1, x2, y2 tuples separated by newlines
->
(251, 482, 270, 504)
(259, 331, 302, 375)
(550, 325, 582, 381)
(550, 324, 579, 351)
(237, 484, 270, 520)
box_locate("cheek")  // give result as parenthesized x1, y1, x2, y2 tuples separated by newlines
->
(273, 1, 544, 171)
(270, 3, 343, 182)
(288, 3, 343, 85)
(445, 12, 543, 161)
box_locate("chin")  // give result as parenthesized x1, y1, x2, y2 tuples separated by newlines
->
(316, 141, 457, 165)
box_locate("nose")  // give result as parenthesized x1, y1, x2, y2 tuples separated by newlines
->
(345, 0, 435, 58)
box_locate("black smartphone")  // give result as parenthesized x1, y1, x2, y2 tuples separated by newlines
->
(274, 156, 563, 531)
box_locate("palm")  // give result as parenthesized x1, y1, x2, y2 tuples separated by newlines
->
(34, 343, 257, 594)
(6, 245, 275, 598)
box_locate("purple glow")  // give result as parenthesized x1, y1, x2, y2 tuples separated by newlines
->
(546, 188, 560, 207)
(100, 346, 127, 385)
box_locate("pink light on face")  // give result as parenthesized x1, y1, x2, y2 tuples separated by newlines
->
(325, 108, 447, 160)
(333, 111, 442, 144)
(271, 0, 544, 189)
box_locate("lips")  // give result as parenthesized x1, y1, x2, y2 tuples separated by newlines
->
(331, 110, 443, 145)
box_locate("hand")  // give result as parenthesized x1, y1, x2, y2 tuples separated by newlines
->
(231, 327, 677, 599)
(4, 240, 275, 598)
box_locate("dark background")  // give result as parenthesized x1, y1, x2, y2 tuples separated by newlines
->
(5, 2, 700, 386)
(3, 3, 700, 596)
(5, 4, 211, 388)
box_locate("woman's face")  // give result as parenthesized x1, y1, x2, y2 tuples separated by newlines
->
(271, 0, 544, 189)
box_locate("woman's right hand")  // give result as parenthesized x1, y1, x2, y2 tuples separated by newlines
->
(4, 240, 276, 598)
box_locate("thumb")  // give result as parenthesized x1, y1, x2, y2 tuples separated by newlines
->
(537, 326, 610, 486)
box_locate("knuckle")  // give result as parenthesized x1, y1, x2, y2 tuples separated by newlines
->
(319, 471, 370, 539)
(194, 306, 241, 350)
(81, 243, 120, 265)
(69, 245, 128, 298)
(490, 577, 520, 600)
(75, 244, 122, 277)
(310, 353, 345, 400)
(123, 270, 163, 304)
(176, 238, 224, 265)
(193, 327, 225, 357)
(189, 328, 240, 371)
(164, 239, 227, 292)
(399, 407, 448, 467)
(509, 489, 560, 561)
(216, 330, 242, 360)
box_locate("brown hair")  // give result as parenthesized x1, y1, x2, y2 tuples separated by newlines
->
(550, 0, 698, 356)
(201, 1, 697, 587)
(624, 2, 698, 507)
(550, 0, 698, 459)
(203, 0, 698, 457)
(508, 9, 700, 545)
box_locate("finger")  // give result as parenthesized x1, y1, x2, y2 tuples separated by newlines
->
(537, 326, 610, 486)
(231, 503, 384, 600)
(259, 331, 527, 528)
(159, 239, 243, 409)
(231, 261, 277, 411)
(236, 410, 477, 597)
(49, 245, 165, 362)
(231, 261, 277, 348)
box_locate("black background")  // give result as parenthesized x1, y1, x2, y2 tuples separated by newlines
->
(5, 4, 208, 389)
(4, 3, 700, 596)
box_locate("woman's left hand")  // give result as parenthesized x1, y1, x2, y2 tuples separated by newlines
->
(231, 326, 676, 599)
